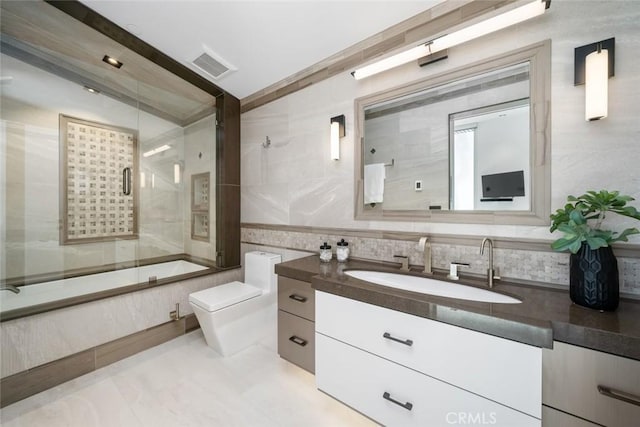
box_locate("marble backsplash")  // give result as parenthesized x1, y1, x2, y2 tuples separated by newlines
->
(241, 226, 640, 296)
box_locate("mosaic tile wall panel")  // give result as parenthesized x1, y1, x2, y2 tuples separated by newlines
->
(61, 115, 138, 244)
(241, 226, 640, 296)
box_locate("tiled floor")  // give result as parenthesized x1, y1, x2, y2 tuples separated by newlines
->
(0, 331, 375, 426)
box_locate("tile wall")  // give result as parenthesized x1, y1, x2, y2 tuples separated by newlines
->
(242, 226, 640, 296)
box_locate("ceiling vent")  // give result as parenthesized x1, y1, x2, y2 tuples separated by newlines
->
(191, 47, 236, 80)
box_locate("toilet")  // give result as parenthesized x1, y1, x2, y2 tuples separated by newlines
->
(189, 251, 281, 356)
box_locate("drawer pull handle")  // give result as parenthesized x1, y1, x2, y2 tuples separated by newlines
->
(382, 391, 413, 411)
(288, 294, 307, 303)
(383, 332, 413, 347)
(598, 385, 640, 407)
(289, 335, 307, 347)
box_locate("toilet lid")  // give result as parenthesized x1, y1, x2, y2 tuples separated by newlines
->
(189, 281, 262, 312)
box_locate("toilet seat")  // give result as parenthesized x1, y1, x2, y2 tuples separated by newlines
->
(189, 281, 262, 312)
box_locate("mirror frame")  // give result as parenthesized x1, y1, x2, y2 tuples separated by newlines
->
(354, 40, 551, 225)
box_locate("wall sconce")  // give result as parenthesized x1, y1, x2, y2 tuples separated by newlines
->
(330, 115, 345, 160)
(352, 0, 551, 80)
(174, 162, 182, 184)
(574, 38, 615, 121)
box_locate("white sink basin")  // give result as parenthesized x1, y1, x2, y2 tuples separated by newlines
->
(345, 270, 521, 304)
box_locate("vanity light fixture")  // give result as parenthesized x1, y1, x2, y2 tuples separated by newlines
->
(352, 0, 551, 80)
(575, 38, 615, 121)
(143, 144, 171, 157)
(102, 55, 123, 69)
(140, 172, 146, 188)
(330, 115, 345, 160)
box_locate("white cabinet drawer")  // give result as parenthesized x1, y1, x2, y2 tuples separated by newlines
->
(543, 341, 640, 427)
(316, 291, 541, 418)
(317, 333, 540, 427)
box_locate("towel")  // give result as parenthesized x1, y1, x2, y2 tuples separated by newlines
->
(364, 163, 386, 204)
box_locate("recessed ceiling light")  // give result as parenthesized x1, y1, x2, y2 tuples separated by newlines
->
(83, 85, 100, 94)
(102, 55, 123, 69)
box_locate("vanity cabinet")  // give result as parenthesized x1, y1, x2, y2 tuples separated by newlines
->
(541, 406, 599, 427)
(316, 291, 542, 426)
(277, 276, 315, 373)
(543, 341, 640, 427)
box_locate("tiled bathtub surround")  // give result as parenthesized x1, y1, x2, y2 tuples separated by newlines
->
(241, 225, 640, 296)
(0, 269, 241, 379)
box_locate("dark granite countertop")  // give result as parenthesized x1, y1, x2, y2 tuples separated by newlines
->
(275, 256, 640, 361)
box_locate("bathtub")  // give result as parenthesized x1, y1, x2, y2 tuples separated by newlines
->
(0, 260, 211, 320)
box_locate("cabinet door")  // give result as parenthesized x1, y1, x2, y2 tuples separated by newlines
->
(542, 406, 599, 427)
(278, 277, 315, 321)
(317, 333, 540, 427)
(278, 310, 314, 373)
(316, 291, 541, 418)
(543, 342, 640, 427)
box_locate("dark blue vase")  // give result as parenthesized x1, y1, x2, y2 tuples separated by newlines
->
(569, 243, 619, 311)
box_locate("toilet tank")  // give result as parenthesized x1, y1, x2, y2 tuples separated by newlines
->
(244, 251, 282, 292)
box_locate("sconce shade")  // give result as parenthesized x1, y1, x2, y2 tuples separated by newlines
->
(330, 115, 345, 160)
(585, 49, 608, 121)
(575, 38, 614, 121)
(174, 163, 181, 184)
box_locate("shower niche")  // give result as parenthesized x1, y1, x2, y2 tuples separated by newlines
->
(191, 172, 210, 241)
(60, 115, 139, 244)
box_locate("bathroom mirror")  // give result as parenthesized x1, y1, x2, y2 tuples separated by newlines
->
(355, 41, 551, 225)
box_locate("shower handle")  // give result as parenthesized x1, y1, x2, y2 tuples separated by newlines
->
(123, 167, 132, 195)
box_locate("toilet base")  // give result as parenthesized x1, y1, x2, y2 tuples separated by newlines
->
(190, 292, 276, 356)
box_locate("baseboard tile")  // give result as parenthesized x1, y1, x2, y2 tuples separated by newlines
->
(0, 314, 200, 408)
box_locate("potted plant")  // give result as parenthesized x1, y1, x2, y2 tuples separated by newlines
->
(550, 190, 640, 311)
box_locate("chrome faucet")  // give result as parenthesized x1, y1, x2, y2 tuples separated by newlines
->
(447, 262, 469, 281)
(393, 255, 409, 271)
(1, 284, 20, 294)
(480, 238, 500, 288)
(421, 237, 432, 275)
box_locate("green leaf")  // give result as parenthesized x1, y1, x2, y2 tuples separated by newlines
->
(591, 229, 613, 240)
(569, 209, 586, 225)
(568, 239, 583, 254)
(585, 236, 608, 250)
(619, 206, 640, 220)
(610, 227, 640, 243)
(551, 237, 580, 252)
(557, 223, 579, 236)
